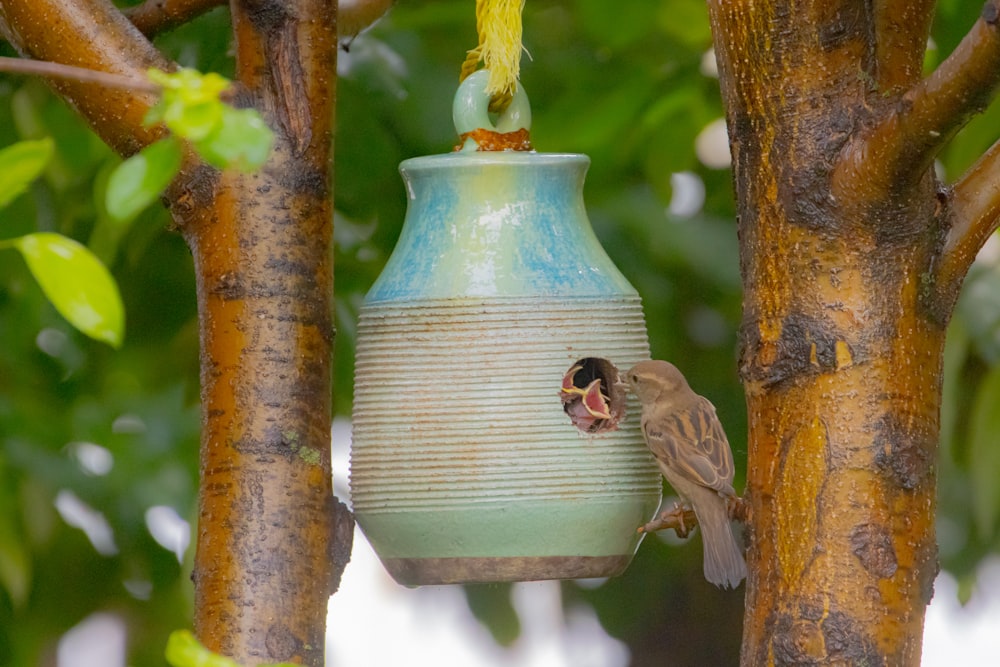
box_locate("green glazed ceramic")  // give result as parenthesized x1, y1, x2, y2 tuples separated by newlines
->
(350, 72, 661, 585)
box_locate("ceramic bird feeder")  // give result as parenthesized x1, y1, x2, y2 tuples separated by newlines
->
(350, 71, 661, 585)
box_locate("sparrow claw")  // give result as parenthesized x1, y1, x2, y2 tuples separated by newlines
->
(675, 503, 687, 535)
(727, 494, 751, 523)
(636, 504, 696, 537)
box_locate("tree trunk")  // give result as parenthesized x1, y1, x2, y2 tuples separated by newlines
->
(174, 3, 342, 663)
(706, 0, 1000, 663)
(0, 1, 349, 664)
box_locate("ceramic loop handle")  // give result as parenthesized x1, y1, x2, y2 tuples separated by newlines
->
(453, 70, 532, 151)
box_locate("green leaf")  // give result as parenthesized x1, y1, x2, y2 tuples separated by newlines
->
(195, 107, 274, 172)
(165, 630, 298, 667)
(146, 68, 232, 141)
(141, 68, 272, 172)
(163, 100, 225, 142)
(149, 68, 231, 105)
(9, 232, 124, 348)
(0, 138, 54, 209)
(0, 464, 31, 608)
(968, 363, 1000, 540)
(105, 137, 182, 223)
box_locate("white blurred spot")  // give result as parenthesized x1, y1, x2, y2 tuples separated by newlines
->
(123, 578, 153, 600)
(69, 442, 114, 476)
(327, 524, 630, 667)
(336, 34, 409, 103)
(111, 414, 146, 435)
(574, 577, 609, 590)
(700, 48, 718, 78)
(695, 118, 731, 169)
(332, 417, 353, 508)
(975, 233, 1000, 266)
(924, 557, 1000, 665)
(145, 505, 191, 563)
(668, 172, 706, 219)
(565, 605, 629, 667)
(510, 581, 629, 667)
(36, 327, 69, 358)
(55, 490, 117, 556)
(57, 613, 125, 667)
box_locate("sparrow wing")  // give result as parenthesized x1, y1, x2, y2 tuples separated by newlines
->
(643, 396, 735, 496)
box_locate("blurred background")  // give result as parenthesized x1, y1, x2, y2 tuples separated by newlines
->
(2, 0, 1000, 664)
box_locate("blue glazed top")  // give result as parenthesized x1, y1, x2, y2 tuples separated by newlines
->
(365, 151, 638, 303)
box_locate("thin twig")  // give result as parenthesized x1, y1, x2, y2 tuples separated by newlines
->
(0, 56, 159, 93)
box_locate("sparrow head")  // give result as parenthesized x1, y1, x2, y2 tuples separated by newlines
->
(625, 360, 690, 403)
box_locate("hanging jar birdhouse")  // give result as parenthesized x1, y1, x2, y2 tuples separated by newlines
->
(350, 71, 661, 585)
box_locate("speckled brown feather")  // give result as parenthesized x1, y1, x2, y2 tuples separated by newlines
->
(627, 359, 746, 588)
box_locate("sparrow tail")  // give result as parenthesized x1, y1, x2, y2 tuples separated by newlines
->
(693, 492, 747, 589)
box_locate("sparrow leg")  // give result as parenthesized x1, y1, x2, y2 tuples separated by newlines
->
(726, 494, 751, 523)
(636, 504, 696, 537)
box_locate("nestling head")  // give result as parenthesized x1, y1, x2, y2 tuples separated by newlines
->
(625, 360, 689, 403)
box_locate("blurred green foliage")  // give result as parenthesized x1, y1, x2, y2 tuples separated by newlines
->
(0, 0, 999, 664)
(0, 138, 125, 347)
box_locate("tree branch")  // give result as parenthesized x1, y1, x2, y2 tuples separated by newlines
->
(937, 139, 1000, 301)
(185, 1, 338, 664)
(123, 0, 395, 41)
(124, 0, 224, 38)
(872, 0, 936, 94)
(0, 0, 172, 156)
(835, 2, 1000, 202)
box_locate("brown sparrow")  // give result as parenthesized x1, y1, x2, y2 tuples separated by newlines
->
(627, 360, 746, 588)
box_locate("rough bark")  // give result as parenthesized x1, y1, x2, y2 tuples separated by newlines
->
(705, 0, 1000, 664)
(0, 0, 348, 665)
(174, 1, 343, 663)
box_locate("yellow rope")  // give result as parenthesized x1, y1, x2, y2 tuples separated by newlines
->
(460, 0, 525, 112)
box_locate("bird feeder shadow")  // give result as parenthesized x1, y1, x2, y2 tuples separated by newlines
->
(560, 357, 627, 434)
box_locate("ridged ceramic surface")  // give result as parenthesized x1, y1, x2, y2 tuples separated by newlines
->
(350, 152, 662, 583)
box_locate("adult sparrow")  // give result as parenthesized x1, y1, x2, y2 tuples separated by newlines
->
(626, 359, 746, 588)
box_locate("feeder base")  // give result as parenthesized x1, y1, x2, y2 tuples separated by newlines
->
(381, 554, 633, 586)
